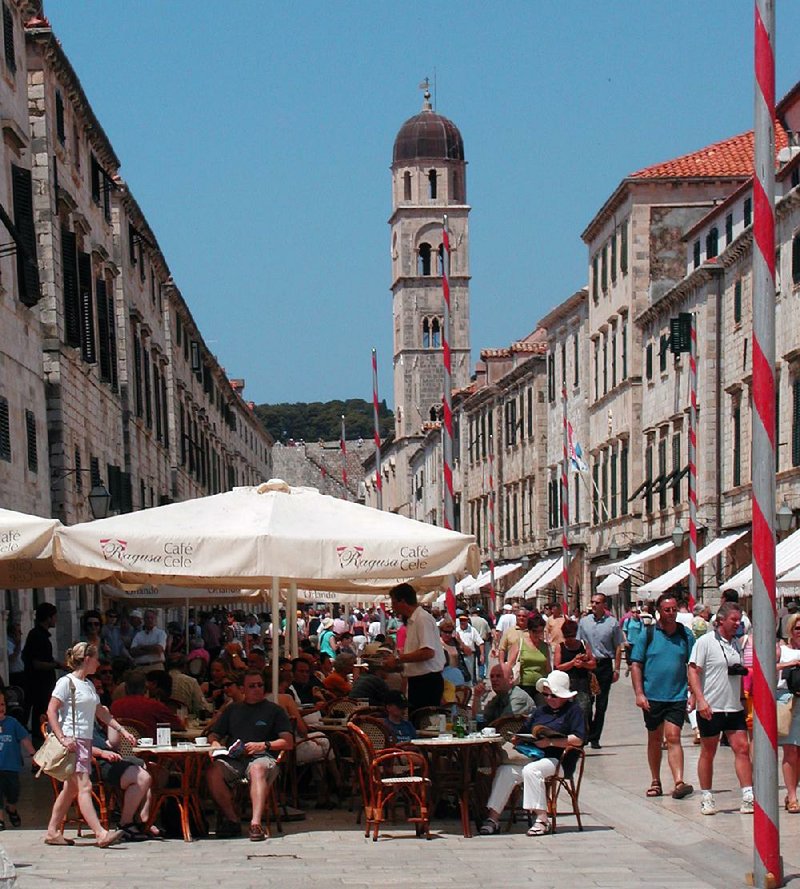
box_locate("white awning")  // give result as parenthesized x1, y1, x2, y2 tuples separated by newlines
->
(596, 540, 677, 595)
(722, 526, 800, 594)
(504, 557, 558, 600)
(458, 562, 521, 595)
(526, 556, 565, 598)
(636, 531, 748, 599)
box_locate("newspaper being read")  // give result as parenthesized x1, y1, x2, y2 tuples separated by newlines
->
(211, 739, 244, 758)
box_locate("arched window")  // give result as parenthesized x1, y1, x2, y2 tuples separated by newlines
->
(431, 317, 441, 348)
(437, 243, 444, 275)
(403, 171, 411, 201)
(417, 242, 432, 276)
(428, 169, 437, 199)
(422, 317, 430, 348)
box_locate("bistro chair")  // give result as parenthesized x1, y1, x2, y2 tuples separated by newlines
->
(347, 722, 430, 841)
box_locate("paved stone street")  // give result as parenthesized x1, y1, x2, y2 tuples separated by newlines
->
(2, 677, 799, 889)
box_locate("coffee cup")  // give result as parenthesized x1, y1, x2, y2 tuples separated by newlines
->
(194, 737, 209, 747)
(138, 738, 154, 747)
(481, 727, 497, 737)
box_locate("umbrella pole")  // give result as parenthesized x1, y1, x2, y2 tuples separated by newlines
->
(185, 597, 190, 654)
(271, 577, 280, 700)
(289, 582, 298, 658)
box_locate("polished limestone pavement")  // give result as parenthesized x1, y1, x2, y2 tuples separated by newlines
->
(3, 678, 800, 889)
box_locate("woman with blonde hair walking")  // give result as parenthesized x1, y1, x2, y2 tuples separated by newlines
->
(44, 641, 136, 846)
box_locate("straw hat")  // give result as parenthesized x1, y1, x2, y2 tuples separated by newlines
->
(535, 669, 577, 699)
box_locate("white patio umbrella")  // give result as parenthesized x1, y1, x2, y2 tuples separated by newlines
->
(53, 480, 479, 694)
(0, 507, 76, 588)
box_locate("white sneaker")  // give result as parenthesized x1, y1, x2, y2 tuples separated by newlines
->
(740, 791, 754, 814)
(700, 794, 716, 815)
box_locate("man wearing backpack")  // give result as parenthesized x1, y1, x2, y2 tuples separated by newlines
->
(630, 593, 694, 800)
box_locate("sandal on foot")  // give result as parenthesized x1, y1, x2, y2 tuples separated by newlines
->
(479, 819, 500, 835)
(787, 799, 800, 813)
(671, 781, 693, 799)
(44, 834, 74, 846)
(5, 808, 20, 828)
(526, 819, 549, 836)
(96, 829, 123, 848)
(646, 779, 663, 797)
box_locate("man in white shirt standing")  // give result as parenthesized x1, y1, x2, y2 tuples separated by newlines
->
(385, 584, 445, 713)
(688, 601, 753, 816)
(455, 612, 484, 685)
(130, 610, 167, 671)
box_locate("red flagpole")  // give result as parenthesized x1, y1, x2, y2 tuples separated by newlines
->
(442, 216, 456, 621)
(488, 433, 496, 617)
(561, 383, 570, 614)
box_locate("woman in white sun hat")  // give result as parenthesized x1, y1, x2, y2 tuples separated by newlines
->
(479, 669, 586, 836)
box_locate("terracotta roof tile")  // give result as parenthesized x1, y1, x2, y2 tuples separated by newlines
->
(631, 124, 788, 180)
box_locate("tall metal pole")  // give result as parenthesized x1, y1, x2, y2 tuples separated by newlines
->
(371, 348, 383, 510)
(340, 415, 348, 501)
(688, 313, 698, 606)
(488, 433, 497, 618)
(751, 2, 782, 885)
(561, 382, 570, 612)
(442, 215, 456, 621)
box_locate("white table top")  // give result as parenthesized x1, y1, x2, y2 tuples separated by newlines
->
(409, 735, 503, 747)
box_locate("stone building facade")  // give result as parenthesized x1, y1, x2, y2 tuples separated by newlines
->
(0, 9, 274, 659)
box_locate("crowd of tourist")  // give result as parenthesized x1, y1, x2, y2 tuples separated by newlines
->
(0, 582, 797, 846)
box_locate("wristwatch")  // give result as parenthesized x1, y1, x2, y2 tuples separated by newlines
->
(265, 740, 271, 752)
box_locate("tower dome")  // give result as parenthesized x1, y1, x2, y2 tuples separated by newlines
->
(392, 89, 464, 165)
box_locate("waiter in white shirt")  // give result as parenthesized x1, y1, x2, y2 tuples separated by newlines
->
(385, 583, 445, 713)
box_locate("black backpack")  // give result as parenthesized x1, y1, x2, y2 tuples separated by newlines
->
(785, 666, 800, 695)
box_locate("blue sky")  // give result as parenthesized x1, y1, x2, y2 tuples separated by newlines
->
(45, 1, 800, 408)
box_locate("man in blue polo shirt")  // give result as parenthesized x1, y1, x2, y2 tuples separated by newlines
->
(630, 593, 694, 800)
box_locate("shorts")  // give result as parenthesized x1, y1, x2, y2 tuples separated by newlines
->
(73, 738, 93, 774)
(643, 700, 686, 732)
(98, 757, 143, 787)
(696, 710, 747, 738)
(216, 754, 278, 787)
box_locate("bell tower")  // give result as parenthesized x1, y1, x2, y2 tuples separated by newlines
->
(390, 85, 471, 443)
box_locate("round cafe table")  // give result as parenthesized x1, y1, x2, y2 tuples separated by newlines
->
(133, 744, 211, 842)
(409, 735, 503, 837)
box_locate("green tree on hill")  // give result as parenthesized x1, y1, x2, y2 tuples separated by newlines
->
(254, 399, 393, 443)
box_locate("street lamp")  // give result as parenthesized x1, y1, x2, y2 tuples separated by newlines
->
(88, 484, 112, 519)
(777, 500, 794, 534)
(671, 523, 686, 549)
(608, 538, 621, 561)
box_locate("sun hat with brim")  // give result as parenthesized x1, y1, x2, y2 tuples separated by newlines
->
(502, 604, 513, 611)
(320, 617, 335, 630)
(535, 669, 577, 699)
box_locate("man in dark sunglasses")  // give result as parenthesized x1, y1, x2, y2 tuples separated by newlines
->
(206, 669, 294, 842)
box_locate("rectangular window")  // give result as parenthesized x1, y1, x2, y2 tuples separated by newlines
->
(610, 448, 618, 519)
(621, 316, 628, 380)
(0, 397, 10, 462)
(191, 341, 201, 373)
(592, 462, 599, 524)
(725, 212, 733, 246)
(610, 231, 617, 283)
(593, 340, 599, 400)
(620, 441, 629, 514)
(153, 363, 162, 441)
(602, 333, 608, 394)
(180, 406, 187, 466)
(693, 240, 701, 269)
(96, 277, 117, 389)
(645, 444, 653, 514)
(734, 279, 742, 323)
(733, 401, 742, 485)
(560, 342, 567, 385)
(133, 332, 143, 417)
(611, 328, 617, 388)
(659, 334, 669, 373)
(706, 227, 719, 259)
(25, 410, 36, 473)
(620, 220, 628, 274)
(793, 380, 800, 468)
(2, 2, 15, 73)
(672, 433, 682, 505)
(592, 255, 598, 300)
(527, 388, 533, 438)
(744, 197, 752, 228)
(90, 456, 101, 488)
(658, 438, 667, 509)
(90, 155, 101, 204)
(77, 252, 95, 364)
(792, 234, 800, 286)
(143, 353, 152, 429)
(601, 243, 608, 292)
(74, 446, 82, 493)
(573, 333, 579, 387)
(11, 165, 40, 307)
(601, 451, 608, 521)
(55, 90, 65, 145)
(547, 353, 555, 403)
(646, 342, 653, 380)
(60, 227, 80, 347)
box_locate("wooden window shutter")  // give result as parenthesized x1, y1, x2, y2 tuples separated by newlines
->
(132, 332, 143, 417)
(77, 252, 96, 363)
(154, 362, 162, 440)
(95, 276, 111, 381)
(61, 228, 80, 346)
(180, 406, 186, 465)
(120, 472, 133, 513)
(55, 90, 65, 144)
(734, 280, 742, 323)
(792, 234, 800, 286)
(0, 397, 10, 462)
(2, 3, 15, 73)
(107, 464, 121, 511)
(143, 354, 152, 428)
(74, 446, 82, 492)
(25, 410, 37, 472)
(106, 281, 118, 391)
(620, 220, 628, 274)
(11, 165, 40, 306)
(161, 375, 169, 449)
(90, 456, 101, 488)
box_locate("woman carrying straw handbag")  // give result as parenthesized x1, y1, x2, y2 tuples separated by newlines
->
(43, 642, 136, 846)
